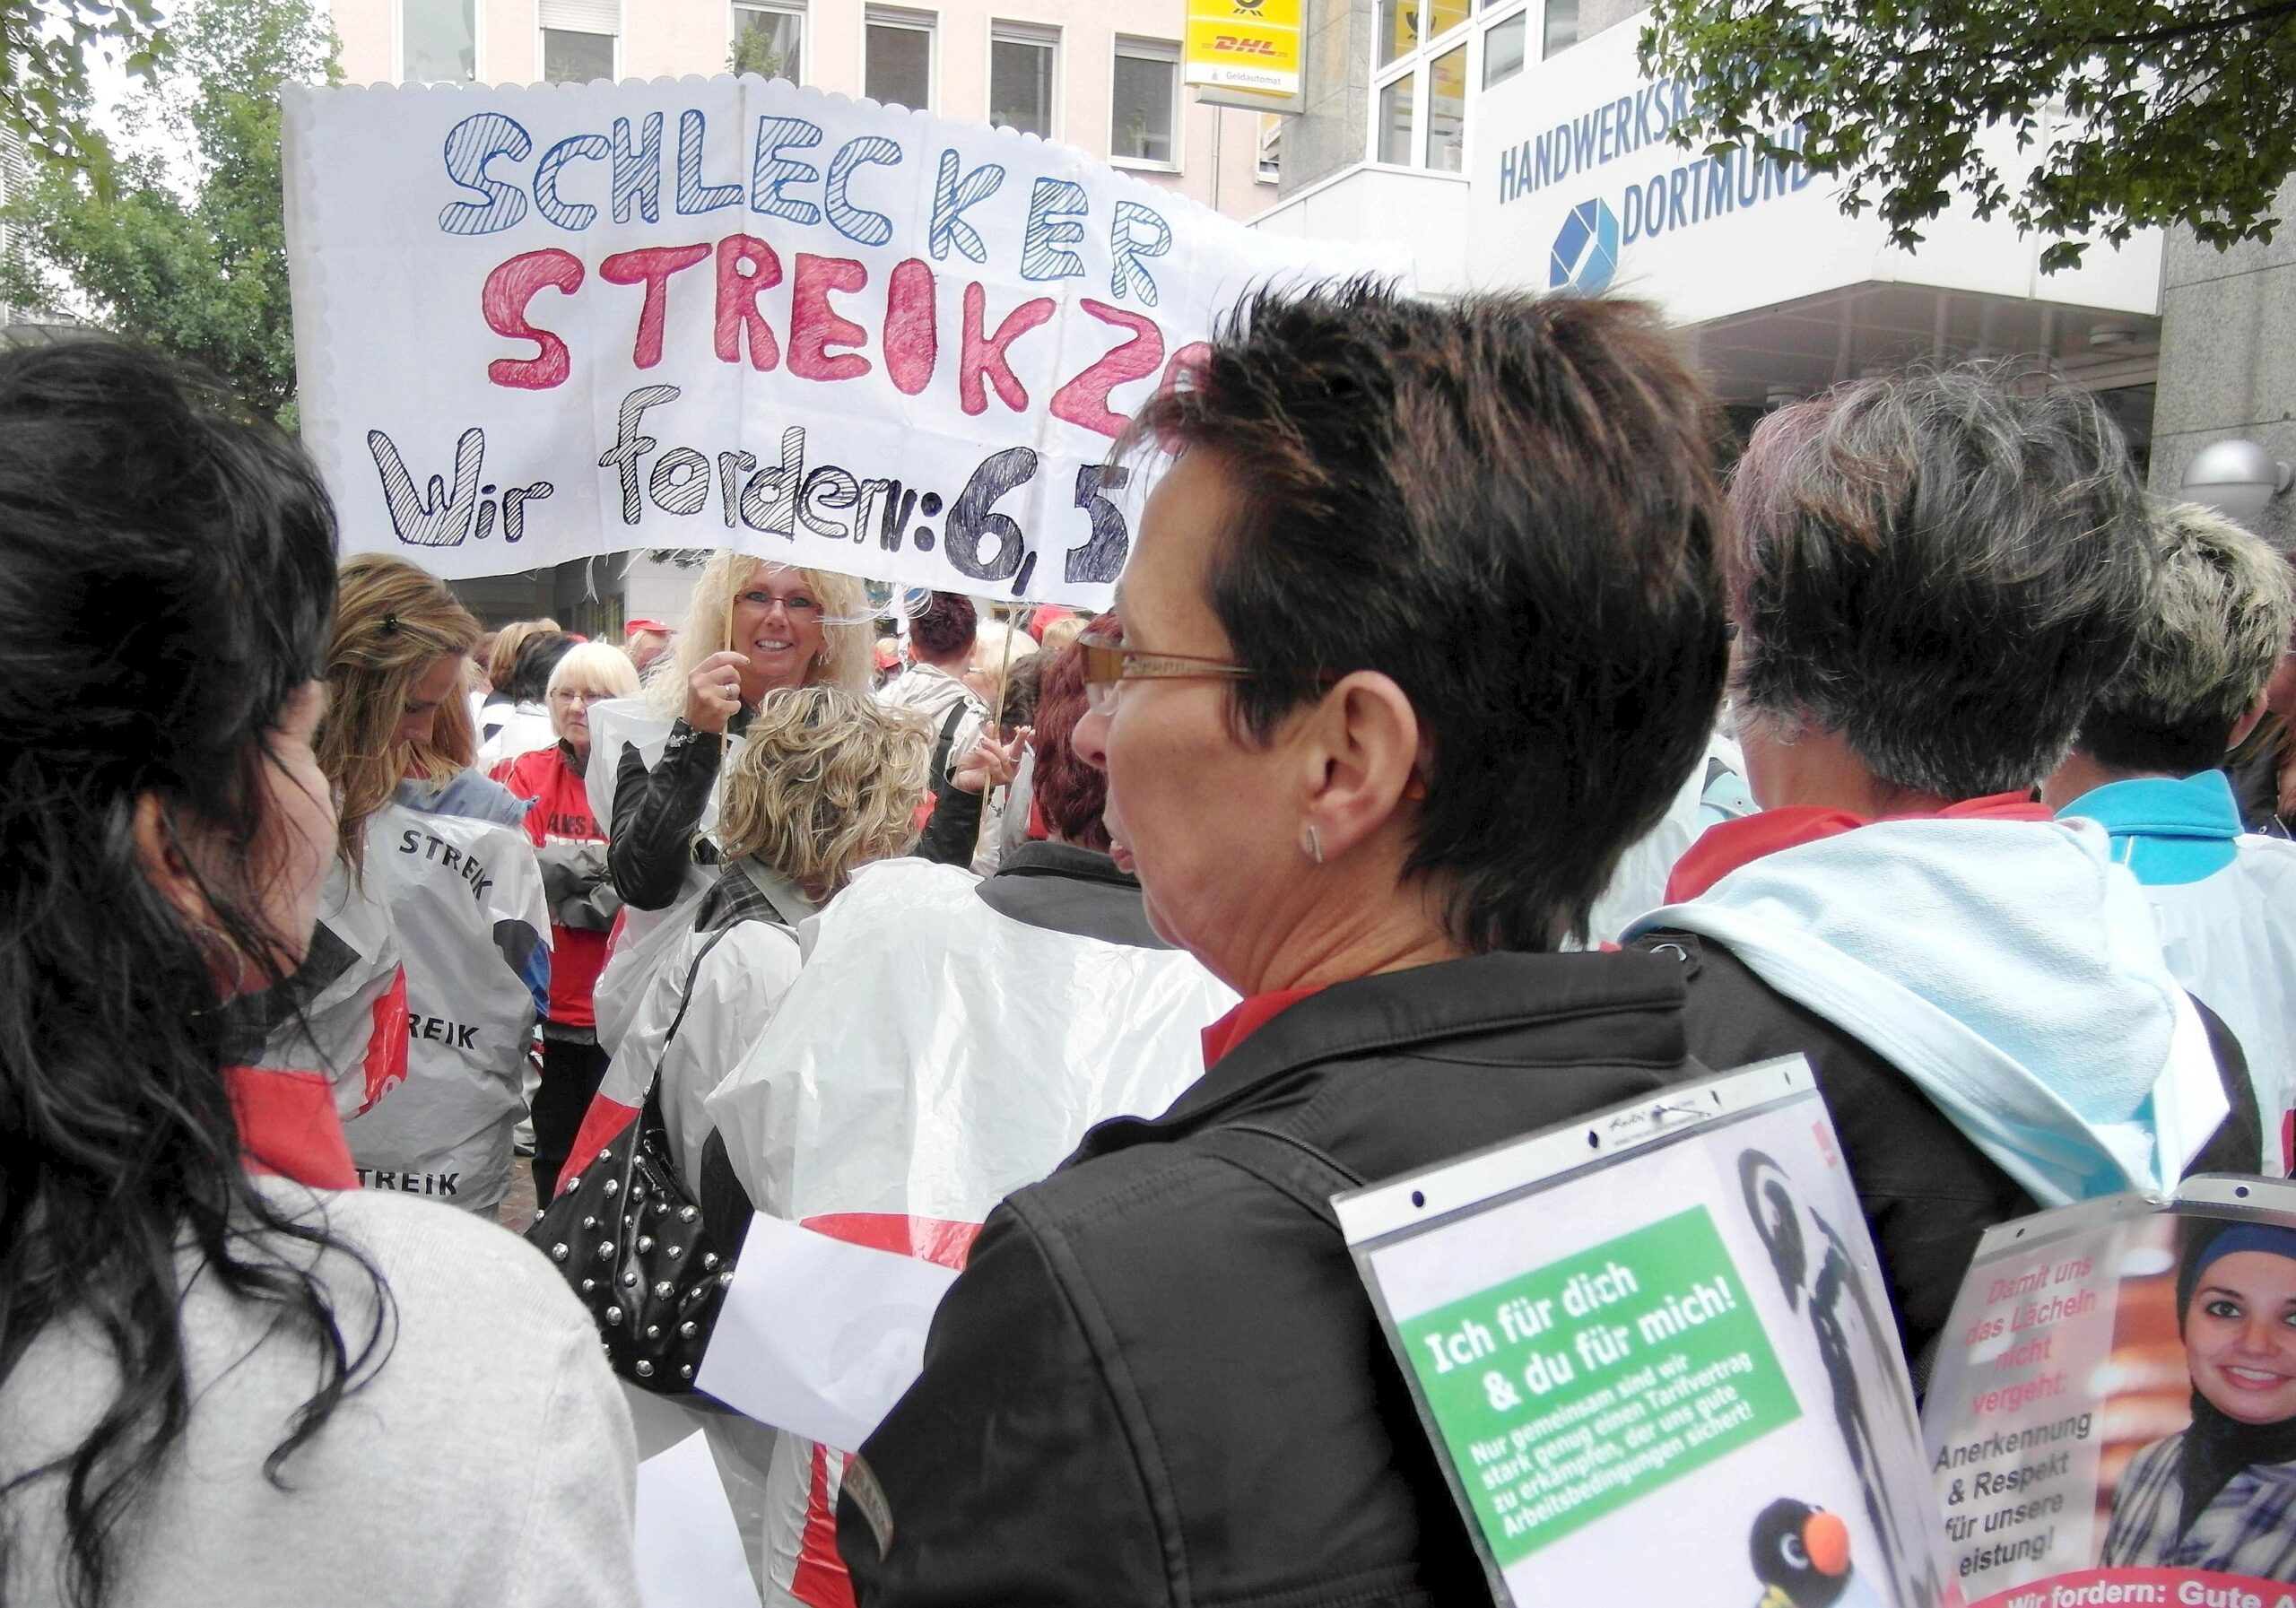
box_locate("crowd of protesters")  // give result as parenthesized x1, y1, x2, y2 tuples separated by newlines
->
(4, 278, 2296, 1606)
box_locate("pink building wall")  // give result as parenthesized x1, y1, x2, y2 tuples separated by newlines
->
(325, 0, 1278, 222)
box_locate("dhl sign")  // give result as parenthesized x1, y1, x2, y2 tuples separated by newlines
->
(1185, 0, 1301, 100)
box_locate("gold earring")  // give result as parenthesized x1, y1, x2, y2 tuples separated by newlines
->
(191, 924, 253, 998)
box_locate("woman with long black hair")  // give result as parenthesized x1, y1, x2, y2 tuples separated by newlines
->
(0, 341, 636, 1605)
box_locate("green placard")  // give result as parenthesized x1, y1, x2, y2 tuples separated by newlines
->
(1395, 1204, 1800, 1565)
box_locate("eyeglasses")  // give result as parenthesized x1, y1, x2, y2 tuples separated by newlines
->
(1077, 632, 1255, 716)
(738, 589, 822, 621)
(547, 687, 612, 706)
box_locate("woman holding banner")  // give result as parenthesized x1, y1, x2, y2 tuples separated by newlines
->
(601, 551, 875, 913)
(0, 340, 635, 1605)
(587, 552, 1022, 1053)
(2104, 1221, 2296, 1580)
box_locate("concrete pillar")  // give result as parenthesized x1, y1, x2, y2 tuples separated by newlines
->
(2150, 175, 2296, 551)
(1279, 0, 1370, 196)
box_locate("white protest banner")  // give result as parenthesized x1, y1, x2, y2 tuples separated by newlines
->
(1341, 1058, 1948, 1608)
(282, 76, 1376, 604)
(1920, 1176, 2296, 1605)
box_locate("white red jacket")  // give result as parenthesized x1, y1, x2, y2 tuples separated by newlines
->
(256, 799, 551, 1213)
(699, 856, 1236, 1608)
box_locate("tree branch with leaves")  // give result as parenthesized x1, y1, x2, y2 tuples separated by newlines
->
(0, 0, 335, 418)
(0, 0, 160, 162)
(1639, 0, 2296, 270)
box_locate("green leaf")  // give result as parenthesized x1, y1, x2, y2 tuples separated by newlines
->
(1638, 0, 2294, 261)
(3, 0, 334, 419)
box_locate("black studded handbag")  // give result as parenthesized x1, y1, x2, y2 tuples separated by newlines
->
(526, 924, 744, 1394)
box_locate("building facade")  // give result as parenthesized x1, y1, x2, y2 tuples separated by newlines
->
(1258, 0, 2170, 467)
(319, 0, 1286, 624)
(325, 0, 1278, 233)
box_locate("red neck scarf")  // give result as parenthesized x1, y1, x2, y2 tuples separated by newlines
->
(1665, 792, 2052, 904)
(1200, 987, 1324, 1069)
(225, 1065, 359, 1188)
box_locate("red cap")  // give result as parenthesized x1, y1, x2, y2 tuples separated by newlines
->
(625, 618, 670, 637)
(1026, 605, 1076, 642)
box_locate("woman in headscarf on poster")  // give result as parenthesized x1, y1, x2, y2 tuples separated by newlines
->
(2104, 1221, 2296, 1580)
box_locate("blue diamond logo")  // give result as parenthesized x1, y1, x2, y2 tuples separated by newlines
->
(1549, 198, 1621, 294)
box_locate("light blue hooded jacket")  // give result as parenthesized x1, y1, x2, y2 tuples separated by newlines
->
(1627, 816, 2228, 1206)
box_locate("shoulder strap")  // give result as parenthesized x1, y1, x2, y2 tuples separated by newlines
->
(628, 912, 786, 1141)
(928, 701, 969, 789)
(1192, 1123, 1366, 1231)
(655, 921, 745, 1067)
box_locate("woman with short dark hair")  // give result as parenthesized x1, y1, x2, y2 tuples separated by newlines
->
(1631, 370, 2259, 1363)
(0, 341, 633, 1605)
(477, 628, 578, 770)
(843, 282, 1735, 1604)
(879, 589, 988, 800)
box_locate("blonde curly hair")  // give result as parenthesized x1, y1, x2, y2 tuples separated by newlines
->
(647, 551, 874, 713)
(320, 555, 481, 865)
(716, 688, 934, 900)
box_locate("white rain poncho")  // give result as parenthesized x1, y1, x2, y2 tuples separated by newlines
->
(699, 857, 1237, 1608)
(252, 858, 407, 1120)
(256, 800, 550, 1213)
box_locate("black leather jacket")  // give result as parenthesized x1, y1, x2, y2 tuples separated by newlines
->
(840, 950, 1719, 1608)
(607, 714, 982, 910)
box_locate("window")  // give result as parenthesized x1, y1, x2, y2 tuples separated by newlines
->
(1111, 38, 1178, 166)
(1483, 10, 1524, 87)
(1376, 0, 1415, 66)
(539, 0, 615, 82)
(1257, 111, 1283, 184)
(732, 2, 802, 80)
(402, 0, 475, 83)
(990, 23, 1056, 138)
(865, 8, 934, 111)
(543, 29, 613, 80)
(1375, 0, 1561, 168)
(1377, 74, 1414, 164)
(1427, 43, 1465, 170)
(1543, 0, 1579, 58)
